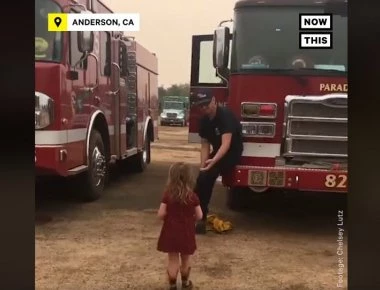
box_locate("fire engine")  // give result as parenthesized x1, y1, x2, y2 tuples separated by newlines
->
(188, 0, 347, 209)
(35, 0, 158, 201)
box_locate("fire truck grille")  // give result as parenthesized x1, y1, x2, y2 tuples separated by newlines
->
(167, 113, 177, 118)
(289, 139, 347, 156)
(289, 120, 347, 137)
(284, 94, 347, 157)
(290, 103, 347, 119)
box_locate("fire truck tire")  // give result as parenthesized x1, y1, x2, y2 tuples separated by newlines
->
(226, 187, 251, 211)
(80, 129, 108, 202)
(133, 135, 151, 172)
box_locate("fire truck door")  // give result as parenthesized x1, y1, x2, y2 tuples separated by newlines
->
(67, 15, 98, 151)
(188, 34, 231, 143)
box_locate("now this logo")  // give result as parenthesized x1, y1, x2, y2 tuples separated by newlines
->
(299, 14, 332, 49)
(299, 14, 332, 30)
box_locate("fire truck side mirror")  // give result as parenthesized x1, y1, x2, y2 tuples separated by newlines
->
(67, 71, 79, 81)
(213, 27, 230, 69)
(77, 31, 94, 53)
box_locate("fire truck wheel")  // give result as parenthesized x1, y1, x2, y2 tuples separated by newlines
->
(226, 187, 251, 211)
(134, 135, 151, 172)
(81, 129, 108, 201)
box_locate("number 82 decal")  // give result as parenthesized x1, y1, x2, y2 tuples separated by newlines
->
(325, 174, 347, 188)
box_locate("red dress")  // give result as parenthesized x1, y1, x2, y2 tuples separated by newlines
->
(157, 191, 200, 255)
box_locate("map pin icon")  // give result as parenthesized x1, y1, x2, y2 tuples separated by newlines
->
(54, 17, 62, 28)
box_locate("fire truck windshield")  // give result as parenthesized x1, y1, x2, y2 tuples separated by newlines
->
(35, 0, 62, 62)
(231, 6, 347, 74)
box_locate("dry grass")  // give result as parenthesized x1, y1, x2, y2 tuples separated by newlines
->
(35, 126, 347, 289)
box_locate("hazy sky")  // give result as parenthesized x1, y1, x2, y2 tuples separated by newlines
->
(104, 0, 236, 87)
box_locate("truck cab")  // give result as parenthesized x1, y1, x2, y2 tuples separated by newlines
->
(160, 96, 189, 126)
(188, 0, 348, 209)
(35, 0, 158, 201)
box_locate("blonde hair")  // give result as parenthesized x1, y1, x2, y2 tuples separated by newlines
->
(165, 162, 195, 204)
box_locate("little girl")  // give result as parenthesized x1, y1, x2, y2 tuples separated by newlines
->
(157, 162, 203, 290)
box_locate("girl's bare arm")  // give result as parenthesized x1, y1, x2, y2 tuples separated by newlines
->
(194, 205, 203, 221)
(157, 203, 167, 220)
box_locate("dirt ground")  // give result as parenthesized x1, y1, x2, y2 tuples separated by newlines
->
(35, 126, 348, 290)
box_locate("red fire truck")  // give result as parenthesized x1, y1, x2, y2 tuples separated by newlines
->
(188, 0, 347, 209)
(35, 0, 158, 201)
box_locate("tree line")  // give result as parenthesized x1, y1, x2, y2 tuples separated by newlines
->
(158, 83, 190, 100)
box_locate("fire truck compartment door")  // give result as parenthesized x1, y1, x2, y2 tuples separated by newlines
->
(188, 34, 231, 143)
(109, 38, 122, 158)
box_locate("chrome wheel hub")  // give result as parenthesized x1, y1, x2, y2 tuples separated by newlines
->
(91, 146, 106, 187)
(142, 145, 147, 163)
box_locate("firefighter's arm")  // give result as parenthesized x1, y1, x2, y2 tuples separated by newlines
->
(210, 133, 232, 163)
(199, 118, 210, 167)
(203, 112, 233, 169)
(200, 138, 210, 167)
(210, 111, 234, 163)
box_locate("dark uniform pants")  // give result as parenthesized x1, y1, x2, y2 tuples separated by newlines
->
(194, 152, 241, 220)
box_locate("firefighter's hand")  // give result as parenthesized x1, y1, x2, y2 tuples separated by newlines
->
(200, 159, 215, 171)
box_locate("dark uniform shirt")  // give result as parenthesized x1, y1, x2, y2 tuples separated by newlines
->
(198, 106, 243, 163)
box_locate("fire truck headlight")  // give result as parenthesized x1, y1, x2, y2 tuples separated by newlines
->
(35, 92, 54, 129)
(241, 122, 275, 138)
(241, 122, 257, 136)
(241, 102, 277, 119)
(257, 123, 275, 137)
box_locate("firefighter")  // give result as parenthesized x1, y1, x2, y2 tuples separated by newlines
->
(193, 90, 243, 234)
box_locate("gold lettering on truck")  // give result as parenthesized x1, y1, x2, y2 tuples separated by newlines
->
(320, 83, 348, 92)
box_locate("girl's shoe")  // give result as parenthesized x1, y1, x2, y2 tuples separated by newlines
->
(181, 267, 193, 289)
(182, 280, 193, 289)
(167, 270, 177, 290)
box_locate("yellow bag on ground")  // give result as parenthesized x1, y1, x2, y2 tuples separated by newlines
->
(206, 214, 233, 233)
